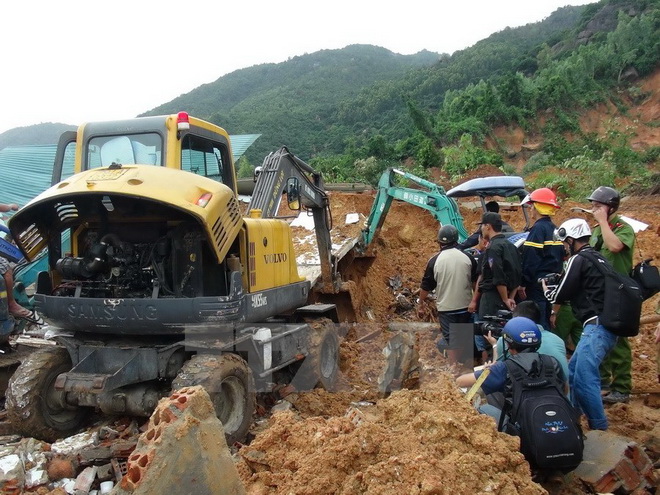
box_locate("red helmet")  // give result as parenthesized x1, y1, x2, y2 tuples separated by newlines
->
(522, 187, 559, 208)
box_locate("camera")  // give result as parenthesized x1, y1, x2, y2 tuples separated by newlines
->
(473, 309, 513, 337)
(537, 273, 562, 286)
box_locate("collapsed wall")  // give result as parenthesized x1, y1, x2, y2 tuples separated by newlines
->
(112, 386, 245, 495)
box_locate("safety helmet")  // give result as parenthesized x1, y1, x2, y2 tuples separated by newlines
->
(437, 224, 459, 245)
(587, 186, 620, 209)
(521, 187, 560, 208)
(554, 218, 592, 242)
(502, 317, 541, 351)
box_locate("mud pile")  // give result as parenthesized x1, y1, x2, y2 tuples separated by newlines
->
(238, 383, 543, 495)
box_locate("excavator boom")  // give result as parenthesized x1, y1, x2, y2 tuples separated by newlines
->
(248, 147, 338, 292)
(359, 168, 468, 250)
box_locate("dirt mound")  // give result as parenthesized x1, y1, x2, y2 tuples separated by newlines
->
(238, 385, 543, 495)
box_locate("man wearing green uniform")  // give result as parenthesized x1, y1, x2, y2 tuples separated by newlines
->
(589, 186, 635, 403)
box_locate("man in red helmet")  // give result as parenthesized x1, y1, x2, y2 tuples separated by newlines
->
(518, 188, 564, 331)
(589, 186, 635, 404)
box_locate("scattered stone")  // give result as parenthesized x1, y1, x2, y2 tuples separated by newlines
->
(25, 465, 48, 489)
(73, 465, 97, 495)
(95, 462, 114, 482)
(0, 454, 24, 493)
(51, 431, 99, 456)
(47, 456, 76, 480)
(271, 401, 293, 414)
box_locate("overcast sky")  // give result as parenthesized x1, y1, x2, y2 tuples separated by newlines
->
(1, 0, 595, 135)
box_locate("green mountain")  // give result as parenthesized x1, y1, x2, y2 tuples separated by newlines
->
(141, 6, 586, 161)
(142, 45, 442, 160)
(0, 123, 75, 150)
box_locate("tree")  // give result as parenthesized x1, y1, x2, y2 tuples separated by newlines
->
(236, 157, 254, 178)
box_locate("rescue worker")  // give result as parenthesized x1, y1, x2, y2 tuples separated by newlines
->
(458, 201, 512, 250)
(469, 212, 521, 318)
(544, 218, 617, 430)
(588, 186, 635, 404)
(518, 188, 564, 330)
(419, 224, 477, 368)
(0, 202, 31, 319)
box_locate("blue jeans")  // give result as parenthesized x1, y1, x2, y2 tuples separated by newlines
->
(568, 322, 617, 430)
(477, 404, 502, 425)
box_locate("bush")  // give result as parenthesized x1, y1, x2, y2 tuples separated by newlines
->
(236, 157, 254, 178)
(441, 134, 503, 179)
(522, 151, 554, 175)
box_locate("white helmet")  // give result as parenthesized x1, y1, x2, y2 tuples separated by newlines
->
(555, 218, 591, 241)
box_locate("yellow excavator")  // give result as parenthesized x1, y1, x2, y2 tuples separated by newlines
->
(6, 113, 345, 443)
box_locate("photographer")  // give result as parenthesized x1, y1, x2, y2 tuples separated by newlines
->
(544, 218, 617, 431)
(490, 301, 568, 385)
(419, 225, 477, 368)
(456, 317, 565, 423)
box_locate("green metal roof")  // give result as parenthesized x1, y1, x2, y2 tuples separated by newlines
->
(0, 135, 261, 209)
(230, 134, 261, 160)
(0, 144, 55, 209)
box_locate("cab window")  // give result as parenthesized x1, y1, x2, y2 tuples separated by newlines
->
(87, 133, 162, 168)
(181, 134, 227, 184)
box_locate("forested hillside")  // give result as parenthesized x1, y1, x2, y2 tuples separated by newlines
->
(3, 0, 658, 200)
(143, 0, 658, 200)
(142, 4, 587, 161)
(143, 45, 441, 159)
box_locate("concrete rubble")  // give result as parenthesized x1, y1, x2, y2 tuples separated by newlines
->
(0, 386, 245, 494)
(377, 331, 420, 394)
(574, 430, 658, 493)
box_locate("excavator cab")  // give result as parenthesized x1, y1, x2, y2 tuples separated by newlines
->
(446, 175, 531, 245)
(286, 177, 301, 211)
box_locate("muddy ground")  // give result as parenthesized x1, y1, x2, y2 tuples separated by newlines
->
(236, 181, 660, 495)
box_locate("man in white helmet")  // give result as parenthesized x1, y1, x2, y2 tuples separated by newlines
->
(543, 218, 617, 430)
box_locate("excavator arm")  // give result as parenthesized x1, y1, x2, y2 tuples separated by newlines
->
(248, 146, 337, 292)
(359, 168, 468, 251)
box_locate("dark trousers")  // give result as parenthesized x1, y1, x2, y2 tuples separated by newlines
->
(478, 290, 507, 319)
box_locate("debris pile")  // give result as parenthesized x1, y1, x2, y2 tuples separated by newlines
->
(237, 381, 544, 495)
(0, 386, 246, 494)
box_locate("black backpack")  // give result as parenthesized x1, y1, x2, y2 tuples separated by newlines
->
(579, 250, 643, 337)
(498, 355, 584, 472)
(631, 258, 660, 301)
